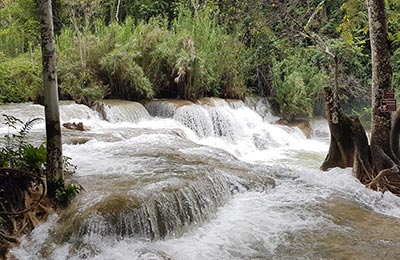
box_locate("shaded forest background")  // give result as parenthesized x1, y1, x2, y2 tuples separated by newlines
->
(1, 0, 400, 123)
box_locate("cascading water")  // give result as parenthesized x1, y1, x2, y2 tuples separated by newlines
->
(3, 98, 400, 260)
(100, 100, 151, 123)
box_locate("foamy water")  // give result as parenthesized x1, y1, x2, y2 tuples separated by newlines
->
(2, 99, 400, 260)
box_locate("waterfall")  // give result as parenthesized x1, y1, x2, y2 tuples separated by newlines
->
(172, 101, 247, 141)
(145, 100, 194, 118)
(6, 99, 368, 260)
(227, 99, 246, 109)
(145, 101, 178, 118)
(244, 96, 278, 123)
(75, 174, 232, 241)
(100, 100, 151, 123)
(59, 102, 100, 123)
(55, 170, 274, 244)
(169, 98, 305, 153)
(173, 105, 214, 138)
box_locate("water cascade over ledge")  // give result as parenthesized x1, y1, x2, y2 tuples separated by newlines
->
(3, 98, 400, 260)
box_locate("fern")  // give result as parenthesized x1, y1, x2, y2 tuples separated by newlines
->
(18, 117, 43, 137)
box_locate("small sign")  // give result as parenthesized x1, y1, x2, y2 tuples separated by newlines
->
(384, 90, 395, 99)
(381, 99, 397, 112)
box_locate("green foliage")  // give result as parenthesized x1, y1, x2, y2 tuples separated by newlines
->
(131, 19, 172, 97)
(99, 44, 154, 100)
(56, 27, 110, 104)
(0, 53, 42, 103)
(0, 115, 79, 206)
(54, 4, 248, 101)
(55, 181, 83, 207)
(0, 115, 46, 172)
(57, 19, 154, 102)
(122, 0, 180, 23)
(145, 5, 248, 100)
(272, 46, 328, 121)
(393, 48, 400, 97)
(351, 106, 372, 129)
(387, 0, 400, 49)
(0, 115, 78, 177)
(336, 0, 368, 46)
(20, 144, 47, 171)
(0, 0, 40, 57)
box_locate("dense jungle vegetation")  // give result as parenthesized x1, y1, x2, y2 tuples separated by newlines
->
(0, 0, 400, 122)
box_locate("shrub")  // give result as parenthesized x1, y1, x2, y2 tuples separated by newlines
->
(130, 6, 249, 100)
(0, 54, 42, 103)
(0, 114, 79, 204)
(46, 5, 250, 103)
(272, 45, 328, 121)
(55, 181, 83, 207)
(168, 6, 248, 100)
(99, 45, 154, 100)
(0, 115, 45, 173)
(56, 27, 110, 105)
(0, 0, 40, 57)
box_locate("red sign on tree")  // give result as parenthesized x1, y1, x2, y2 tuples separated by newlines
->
(383, 90, 395, 99)
(381, 90, 396, 112)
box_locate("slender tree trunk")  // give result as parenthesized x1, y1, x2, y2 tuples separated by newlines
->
(115, 0, 121, 22)
(367, 0, 397, 171)
(38, 0, 64, 198)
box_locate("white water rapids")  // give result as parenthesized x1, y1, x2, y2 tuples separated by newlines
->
(2, 98, 400, 260)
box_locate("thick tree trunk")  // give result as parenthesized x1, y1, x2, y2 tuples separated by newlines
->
(349, 116, 374, 183)
(321, 87, 378, 183)
(321, 87, 354, 171)
(38, 0, 64, 198)
(367, 0, 398, 171)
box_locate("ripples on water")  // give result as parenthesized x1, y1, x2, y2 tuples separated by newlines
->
(2, 99, 400, 260)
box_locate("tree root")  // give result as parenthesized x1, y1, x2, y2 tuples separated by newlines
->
(0, 168, 54, 259)
(0, 231, 18, 244)
(0, 168, 45, 216)
(366, 166, 399, 191)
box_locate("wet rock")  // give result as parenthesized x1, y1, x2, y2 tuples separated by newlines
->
(62, 122, 85, 131)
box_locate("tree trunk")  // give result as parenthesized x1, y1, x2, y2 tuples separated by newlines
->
(115, 0, 121, 22)
(321, 0, 400, 196)
(368, 0, 397, 171)
(38, 0, 64, 198)
(320, 87, 354, 171)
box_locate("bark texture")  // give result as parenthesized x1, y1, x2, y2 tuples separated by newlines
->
(321, 87, 354, 171)
(368, 0, 397, 171)
(38, 0, 64, 198)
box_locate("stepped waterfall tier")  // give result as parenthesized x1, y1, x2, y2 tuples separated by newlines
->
(2, 98, 400, 260)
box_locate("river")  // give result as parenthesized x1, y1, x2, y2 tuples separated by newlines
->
(2, 98, 400, 260)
